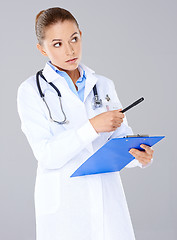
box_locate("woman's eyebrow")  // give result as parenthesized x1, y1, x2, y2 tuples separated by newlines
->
(52, 32, 79, 42)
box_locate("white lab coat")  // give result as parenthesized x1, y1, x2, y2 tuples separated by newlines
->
(17, 62, 152, 240)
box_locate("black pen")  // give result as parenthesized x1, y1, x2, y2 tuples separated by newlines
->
(121, 97, 144, 113)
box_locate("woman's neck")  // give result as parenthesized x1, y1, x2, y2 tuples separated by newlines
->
(52, 63, 80, 89)
(65, 68, 80, 85)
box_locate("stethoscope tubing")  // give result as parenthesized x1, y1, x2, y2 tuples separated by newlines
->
(36, 70, 67, 124)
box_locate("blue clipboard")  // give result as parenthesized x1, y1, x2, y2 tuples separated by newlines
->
(71, 136, 165, 177)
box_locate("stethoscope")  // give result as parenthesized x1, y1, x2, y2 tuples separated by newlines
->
(36, 69, 103, 124)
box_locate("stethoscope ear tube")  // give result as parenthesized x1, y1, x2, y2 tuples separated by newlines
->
(36, 70, 45, 98)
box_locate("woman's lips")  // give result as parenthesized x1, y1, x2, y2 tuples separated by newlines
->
(66, 57, 78, 63)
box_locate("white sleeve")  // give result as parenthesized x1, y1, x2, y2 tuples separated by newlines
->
(17, 82, 99, 170)
(108, 80, 153, 169)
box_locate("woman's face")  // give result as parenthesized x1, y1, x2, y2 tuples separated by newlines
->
(37, 20, 82, 72)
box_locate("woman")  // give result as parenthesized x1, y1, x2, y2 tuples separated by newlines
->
(17, 7, 154, 240)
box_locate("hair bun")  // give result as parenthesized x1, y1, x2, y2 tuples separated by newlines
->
(35, 10, 45, 24)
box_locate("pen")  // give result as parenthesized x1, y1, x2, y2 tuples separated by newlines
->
(121, 97, 144, 113)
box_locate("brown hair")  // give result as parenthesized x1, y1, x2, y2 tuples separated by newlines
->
(35, 7, 80, 45)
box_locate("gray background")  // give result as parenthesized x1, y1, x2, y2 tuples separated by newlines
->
(1, 0, 176, 239)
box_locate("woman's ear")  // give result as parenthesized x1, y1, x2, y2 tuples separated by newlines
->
(79, 30, 82, 38)
(36, 43, 48, 56)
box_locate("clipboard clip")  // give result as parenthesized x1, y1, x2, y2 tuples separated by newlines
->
(124, 134, 149, 138)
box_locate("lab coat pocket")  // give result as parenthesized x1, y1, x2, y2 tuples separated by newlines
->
(34, 172, 61, 216)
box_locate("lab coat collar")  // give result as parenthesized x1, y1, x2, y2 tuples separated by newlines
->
(42, 62, 98, 103)
(42, 62, 60, 83)
(78, 63, 98, 102)
(42, 62, 95, 83)
(78, 63, 95, 75)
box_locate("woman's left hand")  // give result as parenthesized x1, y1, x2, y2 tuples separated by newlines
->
(129, 144, 154, 167)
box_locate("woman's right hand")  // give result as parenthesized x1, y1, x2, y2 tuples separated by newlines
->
(89, 109, 125, 133)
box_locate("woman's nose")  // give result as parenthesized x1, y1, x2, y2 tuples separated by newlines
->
(65, 43, 74, 56)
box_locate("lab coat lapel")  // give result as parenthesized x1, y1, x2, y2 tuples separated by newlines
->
(79, 63, 98, 102)
(84, 74, 98, 102)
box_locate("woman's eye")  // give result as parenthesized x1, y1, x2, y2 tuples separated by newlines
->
(71, 37, 78, 42)
(54, 42, 61, 47)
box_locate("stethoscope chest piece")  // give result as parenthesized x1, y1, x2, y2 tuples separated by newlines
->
(92, 84, 103, 110)
(92, 95, 103, 110)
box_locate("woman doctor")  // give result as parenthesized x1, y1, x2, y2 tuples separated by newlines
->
(17, 7, 154, 240)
